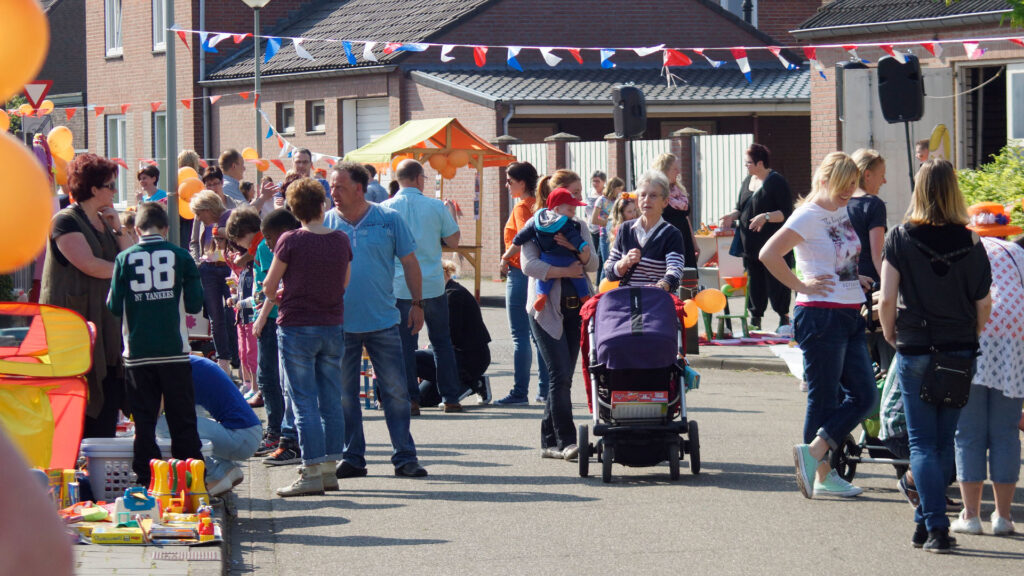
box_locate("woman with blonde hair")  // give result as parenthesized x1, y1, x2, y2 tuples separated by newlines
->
(849, 149, 891, 368)
(761, 151, 878, 500)
(879, 159, 992, 552)
(190, 190, 235, 375)
(651, 153, 698, 268)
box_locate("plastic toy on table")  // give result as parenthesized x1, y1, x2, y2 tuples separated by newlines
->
(187, 459, 208, 512)
(114, 486, 158, 524)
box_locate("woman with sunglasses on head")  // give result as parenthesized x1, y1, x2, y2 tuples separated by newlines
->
(40, 153, 136, 438)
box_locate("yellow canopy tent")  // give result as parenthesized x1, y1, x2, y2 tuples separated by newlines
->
(345, 118, 516, 299)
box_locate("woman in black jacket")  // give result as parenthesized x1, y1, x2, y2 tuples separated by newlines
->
(720, 143, 795, 331)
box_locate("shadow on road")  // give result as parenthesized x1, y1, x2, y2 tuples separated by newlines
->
(340, 487, 597, 503)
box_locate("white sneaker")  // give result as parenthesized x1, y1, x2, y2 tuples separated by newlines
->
(991, 511, 1015, 535)
(813, 470, 863, 497)
(535, 395, 547, 404)
(208, 466, 244, 496)
(950, 510, 983, 535)
(562, 444, 579, 462)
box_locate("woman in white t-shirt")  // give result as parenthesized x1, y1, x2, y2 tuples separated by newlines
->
(759, 151, 878, 500)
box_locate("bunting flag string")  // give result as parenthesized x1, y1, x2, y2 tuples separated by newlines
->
(693, 49, 724, 68)
(963, 41, 984, 60)
(921, 42, 942, 58)
(473, 46, 487, 67)
(440, 45, 456, 63)
(342, 41, 357, 65)
(842, 45, 869, 64)
(803, 47, 827, 80)
(768, 47, 798, 71)
(539, 48, 561, 67)
(293, 39, 314, 61)
(363, 41, 377, 62)
(731, 48, 751, 83)
(507, 47, 523, 71)
(600, 49, 616, 69)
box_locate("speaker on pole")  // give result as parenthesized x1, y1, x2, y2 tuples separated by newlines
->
(612, 85, 646, 139)
(877, 54, 924, 123)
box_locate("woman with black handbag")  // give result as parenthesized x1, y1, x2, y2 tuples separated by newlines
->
(878, 159, 992, 554)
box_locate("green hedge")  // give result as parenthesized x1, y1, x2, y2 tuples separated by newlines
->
(957, 143, 1024, 227)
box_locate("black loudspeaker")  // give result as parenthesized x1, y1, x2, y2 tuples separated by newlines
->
(612, 85, 646, 138)
(877, 54, 924, 123)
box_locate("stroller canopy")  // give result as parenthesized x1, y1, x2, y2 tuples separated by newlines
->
(593, 286, 680, 370)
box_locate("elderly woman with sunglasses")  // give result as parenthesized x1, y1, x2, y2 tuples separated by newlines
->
(40, 154, 136, 438)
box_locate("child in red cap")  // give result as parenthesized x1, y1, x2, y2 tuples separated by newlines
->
(507, 187, 591, 311)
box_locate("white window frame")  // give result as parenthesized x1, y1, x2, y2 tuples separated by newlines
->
(106, 115, 128, 206)
(279, 103, 295, 135)
(105, 0, 123, 57)
(308, 100, 326, 132)
(152, 0, 166, 52)
(153, 112, 168, 189)
(1006, 63, 1024, 142)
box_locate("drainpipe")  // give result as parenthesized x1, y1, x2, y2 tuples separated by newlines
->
(200, 0, 210, 160)
(502, 102, 515, 136)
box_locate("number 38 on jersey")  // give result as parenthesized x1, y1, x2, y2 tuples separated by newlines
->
(128, 249, 177, 293)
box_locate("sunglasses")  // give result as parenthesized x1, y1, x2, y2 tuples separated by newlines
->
(101, 180, 118, 190)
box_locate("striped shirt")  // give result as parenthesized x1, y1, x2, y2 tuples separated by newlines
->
(603, 218, 685, 291)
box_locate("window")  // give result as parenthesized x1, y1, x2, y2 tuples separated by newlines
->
(721, 0, 757, 26)
(153, 112, 168, 188)
(106, 115, 127, 205)
(278, 103, 295, 135)
(307, 100, 326, 132)
(105, 0, 123, 56)
(152, 0, 166, 52)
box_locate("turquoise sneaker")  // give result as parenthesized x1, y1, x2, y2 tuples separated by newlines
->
(793, 444, 819, 499)
(813, 470, 863, 497)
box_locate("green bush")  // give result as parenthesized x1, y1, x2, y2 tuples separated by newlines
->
(0, 275, 13, 302)
(957, 142, 1024, 227)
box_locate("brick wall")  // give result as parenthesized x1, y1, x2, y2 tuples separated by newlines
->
(804, 24, 1024, 171)
(41, 0, 86, 96)
(756, 0, 823, 45)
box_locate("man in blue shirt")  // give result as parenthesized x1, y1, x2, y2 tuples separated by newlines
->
(218, 149, 248, 206)
(364, 164, 389, 203)
(383, 159, 465, 413)
(323, 162, 428, 479)
(157, 355, 262, 497)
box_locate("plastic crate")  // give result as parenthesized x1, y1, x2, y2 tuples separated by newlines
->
(80, 438, 213, 502)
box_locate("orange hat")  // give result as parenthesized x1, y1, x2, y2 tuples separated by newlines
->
(967, 202, 1022, 238)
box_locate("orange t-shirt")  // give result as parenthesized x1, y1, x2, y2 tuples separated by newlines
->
(503, 197, 537, 270)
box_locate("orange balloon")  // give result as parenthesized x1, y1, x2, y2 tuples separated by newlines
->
(441, 165, 457, 180)
(51, 142, 74, 163)
(448, 150, 469, 168)
(19, 103, 33, 116)
(598, 279, 619, 293)
(241, 147, 259, 160)
(0, 110, 8, 132)
(0, 0, 49, 102)
(428, 154, 448, 171)
(255, 159, 270, 172)
(38, 100, 54, 115)
(178, 167, 199, 182)
(47, 125, 73, 150)
(694, 288, 727, 314)
(0, 132, 53, 273)
(682, 299, 699, 329)
(53, 155, 68, 187)
(179, 195, 195, 220)
(178, 177, 203, 201)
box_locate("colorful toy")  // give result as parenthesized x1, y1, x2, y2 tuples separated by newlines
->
(164, 491, 188, 515)
(114, 487, 158, 524)
(198, 517, 215, 542)
(149, 459, 173, 512)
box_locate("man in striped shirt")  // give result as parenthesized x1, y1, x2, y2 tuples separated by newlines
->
(603, 171, 685, 292)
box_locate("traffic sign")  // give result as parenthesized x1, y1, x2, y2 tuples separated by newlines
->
(24, 80, 53, 108)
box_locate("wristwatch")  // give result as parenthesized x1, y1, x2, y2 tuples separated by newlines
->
(410, 300, 425, 308)
(762, 212, 771, 223)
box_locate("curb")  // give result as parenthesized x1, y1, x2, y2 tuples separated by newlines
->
(687, 356, 790, 374)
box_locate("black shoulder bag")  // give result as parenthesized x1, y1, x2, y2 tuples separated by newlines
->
(903, 230, 976, 408)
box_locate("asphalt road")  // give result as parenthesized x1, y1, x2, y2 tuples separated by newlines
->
(227, 280, 1024, 575)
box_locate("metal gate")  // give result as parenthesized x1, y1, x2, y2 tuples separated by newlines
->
(630, 139, 672, 187)
(508, 143, 547, 176)
(693, 133, 753, 229)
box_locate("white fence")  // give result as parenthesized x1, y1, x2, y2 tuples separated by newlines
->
(508, 143, 547, 176)
(693, 133, 753, 228)
(630, 139, 673, 187)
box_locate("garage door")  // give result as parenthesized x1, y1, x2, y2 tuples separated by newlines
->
(356, 98, 390, 148)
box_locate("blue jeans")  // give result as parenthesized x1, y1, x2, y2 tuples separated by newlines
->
(896, 350, 974, 530)
(506, 267, 549, 399)
(596, 231, 609, 284)
(397, 295, 462, 404)
(529, 296, 581, 450)
(158, 416, 262, 482)
(199, 263, 232, 361)
(341, 326, 418, 468)
(793, 307, 877, 448)
(256, 321, 295, 440)
(955, 384, 1023, 484)
(277, 324, 346, 466)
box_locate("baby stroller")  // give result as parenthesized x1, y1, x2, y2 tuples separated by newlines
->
(830, 365, 910, 481)
(578, 286, 701, 483)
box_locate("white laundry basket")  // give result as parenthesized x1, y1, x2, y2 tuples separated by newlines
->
(80, 437, 213, 501)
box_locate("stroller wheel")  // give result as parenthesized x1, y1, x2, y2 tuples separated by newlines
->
(578, 425, 590, 478)
(688, 421, 701, 475)
(830, 434, 860, 482)
(602, 444, 614, 484)
(669, 440, 680, 481)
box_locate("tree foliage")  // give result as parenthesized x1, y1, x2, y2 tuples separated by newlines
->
(957, 143, 1024, 226)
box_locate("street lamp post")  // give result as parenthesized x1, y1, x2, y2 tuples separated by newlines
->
(241, 0, 272, 176)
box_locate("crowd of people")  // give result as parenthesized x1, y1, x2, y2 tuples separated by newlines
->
(32, 137, 1022, 542)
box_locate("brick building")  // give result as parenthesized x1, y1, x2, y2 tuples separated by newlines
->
(793, 0, 1024, 223)
(87, 0, 817, 275)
